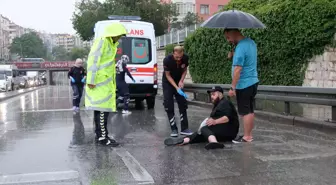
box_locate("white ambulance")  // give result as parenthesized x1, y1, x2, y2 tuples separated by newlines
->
(94, 16, 158, 109)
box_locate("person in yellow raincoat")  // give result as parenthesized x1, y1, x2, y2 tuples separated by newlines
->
(85, 22, 127, 146)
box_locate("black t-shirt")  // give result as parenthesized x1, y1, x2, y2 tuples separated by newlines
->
(68, 66, 86, 85)
(162, 54, 189, 84)
(210, 98, 239, 131)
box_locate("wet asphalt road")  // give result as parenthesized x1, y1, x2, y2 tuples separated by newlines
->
(0, 86, 336, 185)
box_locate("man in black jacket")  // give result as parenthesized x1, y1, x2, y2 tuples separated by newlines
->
(164, 86, 239, 150)
(162, 46, 192, 137)
(68, 58, 86, 113)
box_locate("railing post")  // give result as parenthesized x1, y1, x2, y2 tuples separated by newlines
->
(177, 30, 180, 44)
(164, 35, 166, 46)
(170, 32, 173, 44)
(284, 101, 290, 115)
(332, 106, 336, 122)
(185, 27, 188, 38)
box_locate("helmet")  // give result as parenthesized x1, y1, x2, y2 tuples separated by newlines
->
(102, 22, 127, 38)
(120, 55, 130, 64)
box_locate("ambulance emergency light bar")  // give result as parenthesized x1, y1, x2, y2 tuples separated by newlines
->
(108, 15, 142, 21)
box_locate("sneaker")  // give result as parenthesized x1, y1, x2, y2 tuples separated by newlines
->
(75, 107, 80, 112)
(232, 135, 253, 143)
(72, 106, 77, 111)
(122, 110, 131, 114)
(170, 130, 178, 137)
(98, 137, 120, 147)
(164, 137, 184, 146)
(205, 142, 225, 150)
(180, 129, 193, 136)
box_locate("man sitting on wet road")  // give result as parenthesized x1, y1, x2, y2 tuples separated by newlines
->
(164, 86, 239, 150)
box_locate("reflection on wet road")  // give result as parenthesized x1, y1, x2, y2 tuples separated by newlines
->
(0, 86, 336, 185)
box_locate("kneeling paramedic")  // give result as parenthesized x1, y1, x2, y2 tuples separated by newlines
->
(162, 46, 192, 137)
(164, 86, 239, 150)
(85, 22, 127, 147)
(116, 55, 135, 114)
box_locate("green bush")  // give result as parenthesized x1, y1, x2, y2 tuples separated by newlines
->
(184, 0, 336, 85)
(165, 44, 180, 56)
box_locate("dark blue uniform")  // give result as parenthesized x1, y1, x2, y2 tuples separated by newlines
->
(68, 66, 86, 108)
(116, 55, 134, 111)
(162, 54, 190, 135)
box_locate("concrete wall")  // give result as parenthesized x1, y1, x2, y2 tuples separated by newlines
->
(302, 46, 336, 121)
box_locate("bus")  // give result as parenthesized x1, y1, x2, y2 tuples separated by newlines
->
(19, 58, 45, 62)
(94, 15, 157, 109)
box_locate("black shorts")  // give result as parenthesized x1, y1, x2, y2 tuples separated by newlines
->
(236, 83, 258, 116)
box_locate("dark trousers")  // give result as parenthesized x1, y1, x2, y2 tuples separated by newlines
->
(162, 82, 188, 131)
(72, 84, 84, 107)
(188, 124, 238, 144)
(94, 111, 109, 139)
(117, 81, 130, 110)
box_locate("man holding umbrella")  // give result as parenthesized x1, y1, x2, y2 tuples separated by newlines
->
(85, 22, 127, 147)
(201, 10, 265, 143)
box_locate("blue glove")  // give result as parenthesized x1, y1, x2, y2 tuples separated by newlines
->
(81, 78, 86, 83)
(177, 88, 188, 99)
(132, 79, 136, 83)
(70, 77, 75, 83)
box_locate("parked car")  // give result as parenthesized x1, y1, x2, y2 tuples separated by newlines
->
(0, 74, 9, 92)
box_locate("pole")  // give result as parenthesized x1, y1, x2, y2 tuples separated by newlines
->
(20, 43, 23, 57)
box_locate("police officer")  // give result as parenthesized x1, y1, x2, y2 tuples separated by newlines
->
(116, 55, 135, 114)
(85, 23, 127, 147)
(162, 46, 193, 137)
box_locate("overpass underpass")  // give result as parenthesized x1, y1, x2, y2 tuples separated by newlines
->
(17, 68, 70, 85)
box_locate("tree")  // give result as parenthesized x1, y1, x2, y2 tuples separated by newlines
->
(170, 12, 203, 30)
(72, 0, 178, 41)
(69, 47, 90, 60)
(51, 46, 69, 61)
(182, 12, 202, 27)
(10, 32, 47, 58)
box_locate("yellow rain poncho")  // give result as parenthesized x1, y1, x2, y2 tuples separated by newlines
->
(85, 23, 127, 112)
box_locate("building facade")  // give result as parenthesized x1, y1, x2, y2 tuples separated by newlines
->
(9, 23, 26, 44)
(0, 15, 11, 61)
(195, 0, 230, 21)
(161, 0, 230, 26)
(54, 34, 76, 52)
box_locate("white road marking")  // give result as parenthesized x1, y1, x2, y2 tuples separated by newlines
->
(21, 108, 73, 113)
(0, 170, 80, 184)
(255, 151, 336, 162)
(115, 148, 154, 184)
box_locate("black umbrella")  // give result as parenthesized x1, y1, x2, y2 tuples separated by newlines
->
(200, 10, 266, 29)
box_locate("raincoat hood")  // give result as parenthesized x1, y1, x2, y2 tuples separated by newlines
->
(102, 22, 127, 38)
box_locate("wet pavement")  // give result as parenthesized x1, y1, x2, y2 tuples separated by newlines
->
(0, 86, 336, 185)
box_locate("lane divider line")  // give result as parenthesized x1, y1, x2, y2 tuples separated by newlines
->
(115, 148, 154, 184)
(0, 170, 80, 184)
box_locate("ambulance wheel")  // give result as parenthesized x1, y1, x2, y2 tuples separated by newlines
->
(146, 97, 155, 109)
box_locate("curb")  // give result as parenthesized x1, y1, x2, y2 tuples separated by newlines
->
(0, 86, 46, 102)
(157, 95, 336, 132)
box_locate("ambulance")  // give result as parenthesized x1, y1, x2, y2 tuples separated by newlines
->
(94, 16, 158, 109)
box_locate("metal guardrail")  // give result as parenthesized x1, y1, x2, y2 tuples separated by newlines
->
(155, 24, 201, 48)
(183, 83, 336, 121)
